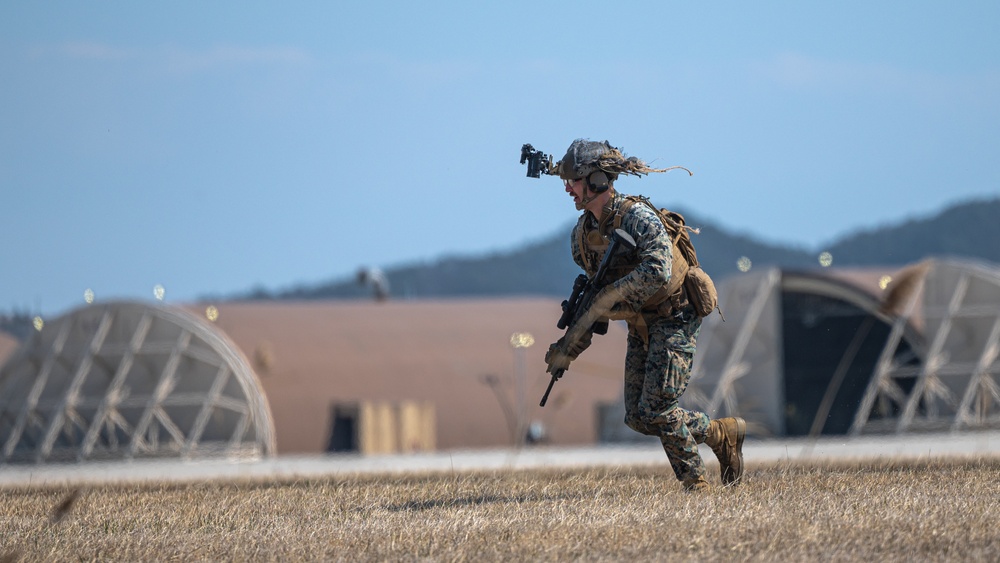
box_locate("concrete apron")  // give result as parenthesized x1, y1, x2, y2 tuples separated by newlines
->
(1, 430, 999, 488)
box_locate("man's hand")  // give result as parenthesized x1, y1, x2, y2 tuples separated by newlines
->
(544, 343, 573, 374)
(562, 285, 623, 345)
(544, 331, 594, 374)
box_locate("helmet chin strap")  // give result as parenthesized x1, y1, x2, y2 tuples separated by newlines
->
(580, 181, 612, 209)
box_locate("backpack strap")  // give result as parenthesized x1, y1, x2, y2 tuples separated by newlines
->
(612, 196, 638, 232)
(576, 219, 592, 274)
(614, 196, 692, 307)
(579, 197, 623, 276)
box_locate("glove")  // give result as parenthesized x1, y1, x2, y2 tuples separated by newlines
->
(544, 331, 594, 374)
(544, 342, 573, 374)
(546, 286, 622, 375)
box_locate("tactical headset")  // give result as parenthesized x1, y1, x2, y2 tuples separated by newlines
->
(585, 170, 612, 193)
(564, 139, 617, 194)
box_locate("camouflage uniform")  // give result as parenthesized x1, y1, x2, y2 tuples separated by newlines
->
(572, 190, 711, 482)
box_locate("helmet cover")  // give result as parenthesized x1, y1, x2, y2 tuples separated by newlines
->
(554, 139, 676, 183)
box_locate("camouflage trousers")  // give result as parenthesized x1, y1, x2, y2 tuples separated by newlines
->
(623, 313, 710, 482)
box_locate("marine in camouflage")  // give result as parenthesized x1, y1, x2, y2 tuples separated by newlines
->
(571, 189, 712, 484)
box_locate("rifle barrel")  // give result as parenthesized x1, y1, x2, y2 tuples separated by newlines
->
(539, 368, 563, 407)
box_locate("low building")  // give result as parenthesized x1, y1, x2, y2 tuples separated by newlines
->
(200, 298, 625, 454)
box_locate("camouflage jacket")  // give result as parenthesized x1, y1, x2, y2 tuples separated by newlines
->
(571, 190, 673, 314)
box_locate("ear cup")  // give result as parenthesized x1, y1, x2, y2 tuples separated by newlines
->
(587, 171, 610, 193)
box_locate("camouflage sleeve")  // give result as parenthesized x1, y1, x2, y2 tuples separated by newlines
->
(610, 203, 672, 309)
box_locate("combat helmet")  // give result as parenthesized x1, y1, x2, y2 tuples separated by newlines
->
(554, 139, 678, 194)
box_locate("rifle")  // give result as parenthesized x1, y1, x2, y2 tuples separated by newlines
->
(540, 228, 637, 406)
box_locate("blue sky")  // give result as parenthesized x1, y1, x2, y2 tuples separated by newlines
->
(3, 2, 999, 316)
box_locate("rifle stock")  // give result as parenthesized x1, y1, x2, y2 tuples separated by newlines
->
(540, 228, 636, 407)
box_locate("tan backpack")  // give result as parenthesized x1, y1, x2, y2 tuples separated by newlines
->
(614, 196, 721, 318)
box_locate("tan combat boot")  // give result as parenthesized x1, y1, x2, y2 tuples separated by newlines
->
(682, 475, 711, 492)
(705, 417, 746, 486)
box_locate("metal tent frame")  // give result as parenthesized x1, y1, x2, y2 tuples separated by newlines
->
(0, 301, 276, 464)
(850, 259, 1000, 434)
(685, 259, 1000, 437)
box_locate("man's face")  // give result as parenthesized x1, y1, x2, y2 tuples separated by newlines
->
(564, 177, 587, 210)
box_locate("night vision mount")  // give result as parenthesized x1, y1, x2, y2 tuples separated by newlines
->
(519, 143, 553, 178)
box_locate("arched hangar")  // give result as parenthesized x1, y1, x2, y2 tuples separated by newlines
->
(683, 258, 1000, 437)
(0, 301, 276, 464)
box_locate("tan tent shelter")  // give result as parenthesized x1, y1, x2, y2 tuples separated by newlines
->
(0, 301, 276, 464)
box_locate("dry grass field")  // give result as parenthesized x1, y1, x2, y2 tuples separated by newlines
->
(2, 457, 998, 562)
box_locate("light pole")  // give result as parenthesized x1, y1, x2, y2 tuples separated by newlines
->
(509, 331, 535, 447)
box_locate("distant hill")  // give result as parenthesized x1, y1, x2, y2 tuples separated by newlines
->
(826, 198, 1000, 266)
(230, 197, 1000, 302)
